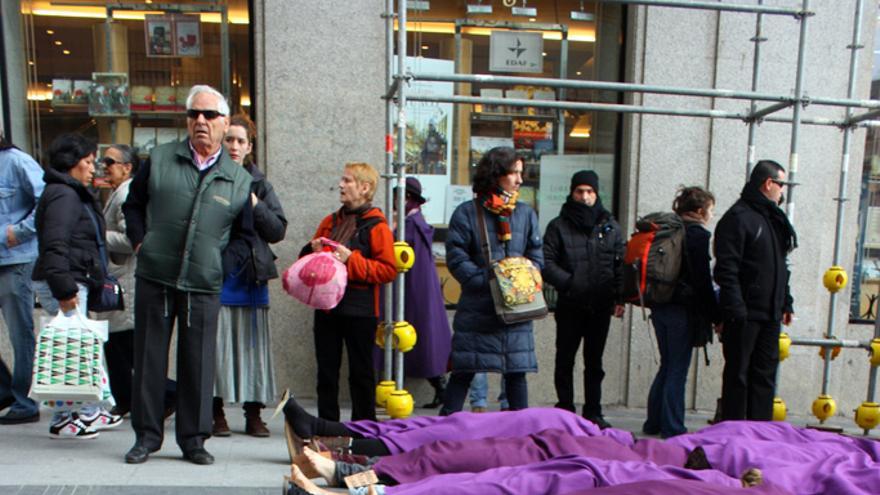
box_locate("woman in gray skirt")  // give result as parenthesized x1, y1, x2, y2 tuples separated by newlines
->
(213, 113, 287, 437)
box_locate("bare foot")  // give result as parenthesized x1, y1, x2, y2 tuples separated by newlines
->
(291, 465, 333, 495)
(304, 448, 336, 484)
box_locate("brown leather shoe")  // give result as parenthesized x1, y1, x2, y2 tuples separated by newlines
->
(245, 414, 270, 437)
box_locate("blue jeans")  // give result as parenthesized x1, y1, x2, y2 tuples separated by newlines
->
(644, 304, 693, 438)
(0, 262, 38, 416)
(441, 372, 525, 415)
(469, 372, 509, 410)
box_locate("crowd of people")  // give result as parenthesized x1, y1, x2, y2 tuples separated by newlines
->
(0, 84, 797, 470)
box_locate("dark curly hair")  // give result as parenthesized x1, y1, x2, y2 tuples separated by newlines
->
(472, 146, 521, 195)
(672, 185, 715, 216)
(47, 133, 96, 173)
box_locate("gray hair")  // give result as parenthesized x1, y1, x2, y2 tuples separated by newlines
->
(108, 144, 138, 172)
(185, 85, 229, 116)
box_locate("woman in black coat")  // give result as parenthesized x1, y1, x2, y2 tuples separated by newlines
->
(643, 186, 720, 439)
(32, 132, 121, 439)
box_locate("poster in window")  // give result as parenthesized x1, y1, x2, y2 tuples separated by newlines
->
(145, 16, 174, 57)
(89, 73, 130, 117)
(175, 16, 202, 57)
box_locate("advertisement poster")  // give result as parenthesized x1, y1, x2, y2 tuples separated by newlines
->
(393, 56, 454, 224)
(537, 154, 615, 234)
(489, 31, 543, 74)
(145, 14, 201, 58)
(89, 73, 130, 117)
(145, 16, 174, 57)
(175, 17, 202, 57)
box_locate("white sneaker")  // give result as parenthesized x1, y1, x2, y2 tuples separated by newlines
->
(49, 413, 99, 439)
(79, 408, 123, 431)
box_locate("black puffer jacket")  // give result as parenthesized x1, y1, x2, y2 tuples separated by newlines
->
(222, 163, 287, 283)
(542, 208, 624, 311)
(32, 167, 105, 300)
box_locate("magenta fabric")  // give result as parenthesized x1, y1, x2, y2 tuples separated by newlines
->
(282, 251, 347, 310)
(374, 428, 687, 484)
(561, 479, 791, 495)
(383, 455, 745, 495)
(666, 420, 880, 495)
(344, 408, 635, 454)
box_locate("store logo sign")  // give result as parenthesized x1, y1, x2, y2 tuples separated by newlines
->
(489, 31, 543, 74)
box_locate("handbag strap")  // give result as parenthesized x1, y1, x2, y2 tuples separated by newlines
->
(473, 199, 494, 268)
(83, 205, 110, 273)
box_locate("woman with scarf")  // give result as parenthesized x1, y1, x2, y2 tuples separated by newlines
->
(440, 146, 543, 416)
(305, 162, 396, 422)
(542, 170, 625, 429)
(643, 186, 720, 438)
(212, 113, 287, 437)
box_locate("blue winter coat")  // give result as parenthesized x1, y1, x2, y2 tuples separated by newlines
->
(445, 200, 544, 373)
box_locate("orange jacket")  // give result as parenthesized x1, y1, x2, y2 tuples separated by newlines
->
(312, 207, 397, 316)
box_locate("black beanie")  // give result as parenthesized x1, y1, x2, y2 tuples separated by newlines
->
(570, 170, 599, 194)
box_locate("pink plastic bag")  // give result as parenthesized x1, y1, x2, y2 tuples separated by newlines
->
(282, 238, 348, 310)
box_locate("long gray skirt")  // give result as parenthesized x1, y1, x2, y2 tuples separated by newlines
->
(214, 305, 277, 404)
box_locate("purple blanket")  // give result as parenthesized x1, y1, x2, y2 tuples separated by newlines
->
(667, 421, 880, 495)
(561, 479, 791, 495)
(384, 455, 747, 495)
(374, 428, 687, 484)
(345, 408, 634, 454)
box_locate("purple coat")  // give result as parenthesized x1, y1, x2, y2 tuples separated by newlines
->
(377, 209, 451, 378)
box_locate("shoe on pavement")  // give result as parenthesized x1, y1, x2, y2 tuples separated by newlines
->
(183, 447, 214, 465)
(125, 444, 157, 464)
(212, 415, 231, 437)
(110, 405, 130, 418)
(80, 408, 123, 431)
(0, 409, 40, 425)
(49, 413, 98, 439)
(0, 396, 14, 412)
(585, 415, 612, 430)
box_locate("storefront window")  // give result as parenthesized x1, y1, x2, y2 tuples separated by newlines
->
(19, 0, 252, 177)
(393, 1, 625, 306)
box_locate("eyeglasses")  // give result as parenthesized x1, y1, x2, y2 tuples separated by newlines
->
(771, 179, 787, 188)
(186, 109, 224, 120)
(102, 157, 121, 167)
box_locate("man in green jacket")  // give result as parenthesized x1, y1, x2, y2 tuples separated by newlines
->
(122, 85, 253, 465)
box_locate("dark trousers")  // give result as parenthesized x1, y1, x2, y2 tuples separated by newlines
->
(105, 329, 177, 412)
(439, 371, 527, 416)
(313, 311, 377, 422)
(554, 304, 612, 418)
(644, 304, 693, 437)
(721, 319, 780, 421)
(131, 277, 220, 452)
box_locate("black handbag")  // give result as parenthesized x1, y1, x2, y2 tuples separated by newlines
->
(84, 206, 124, 313)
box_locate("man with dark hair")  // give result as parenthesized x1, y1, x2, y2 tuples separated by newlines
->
(542, 170, 625, 429)
(0, 131, 45, 425)
(714, 159, 797, 421)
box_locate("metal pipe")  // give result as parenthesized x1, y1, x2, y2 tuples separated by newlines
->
(746, 2, 765, 177)
(407, 94, 852, 127)
(747, 100, 795, 122)
(866, 316, 880, 408)
(384, 77, 401, 101)
(221, 6, 230, 99)
(411, 72, 880, 110)
(558, 29, 568, 154)
(823, 0, 865, 401)
(394, 0, 408, 390)
(595, 0, 807, 16)
(789, 337, 872, 349)
(847, 108, 880, 125)
(382, 0, 395, 383)
(784, 0, 809, 225)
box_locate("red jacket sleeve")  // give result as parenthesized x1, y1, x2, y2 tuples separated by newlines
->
(346, 220, 397, 285)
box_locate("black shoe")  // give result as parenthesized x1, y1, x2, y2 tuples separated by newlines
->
(183, 447, 214, 465)
(0, 396, 14, 412)
(110, 406, 130, 418)
(125, 445, 156, 464)
(0, 410, 40, 425)
(585, 415, 612, 430)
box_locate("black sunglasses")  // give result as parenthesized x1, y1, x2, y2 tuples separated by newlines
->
(771, 179, 788, 188)
(186, 109, 224, 120)
(102, 157, 121, 166)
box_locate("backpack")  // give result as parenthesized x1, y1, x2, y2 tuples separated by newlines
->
(622, 212, 685, 307)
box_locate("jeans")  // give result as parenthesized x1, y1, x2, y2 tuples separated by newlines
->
(0, 262, 38, 416)
(644, 304, 693, 438)
(469, 373, 509, 410)
(441, 372, 526, 416)
(33, 280, 94, 423)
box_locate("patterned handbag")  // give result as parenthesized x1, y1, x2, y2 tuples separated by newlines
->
(474, 200, 548, 324)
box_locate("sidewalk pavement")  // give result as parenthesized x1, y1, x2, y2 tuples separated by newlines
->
(0, 399, 874, 495)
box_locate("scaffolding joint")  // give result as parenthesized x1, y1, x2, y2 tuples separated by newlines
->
(379, 12, 398, 19)
(847, 43, 865, 51)
(750, 36, 768, 43)
(794, 9, 816, 20)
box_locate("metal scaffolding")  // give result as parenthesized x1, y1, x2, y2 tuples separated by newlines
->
(381, 0, 880, 429)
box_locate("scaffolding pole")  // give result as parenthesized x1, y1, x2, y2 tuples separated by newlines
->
(382, 0, 395, 384)
(784, 0, 810, 225)
(394, 0, 408, 391)
(597, 0, 807, 16)
(746, 2, 766, 176)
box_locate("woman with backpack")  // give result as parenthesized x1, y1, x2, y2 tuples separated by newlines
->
(643, 186, 721, 438)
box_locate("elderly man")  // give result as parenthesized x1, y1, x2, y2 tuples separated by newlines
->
(714, 160, 796, 421)
(0, 130, 44, 425)
(123, 85, 253, 465)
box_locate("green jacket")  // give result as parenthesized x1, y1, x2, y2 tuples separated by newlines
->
(136, 140, 252, 293)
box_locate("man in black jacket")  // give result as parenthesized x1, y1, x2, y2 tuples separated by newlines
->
(542, 170, 625, 429)
(714, 160, 797, 421)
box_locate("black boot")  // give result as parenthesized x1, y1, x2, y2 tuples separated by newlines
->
(421, 375, 447, 409)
